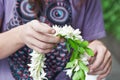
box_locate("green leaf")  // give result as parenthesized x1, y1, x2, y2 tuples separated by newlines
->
(79, 70, 86, 80)
(68, 39, 78, 50)
(70, 51, 79, 61)
(79, 61, 89, 72)
(85, 48, 94, 56)
(72, 70, 85, 80)
(72, 70, 81, 80)
(80, 41, 89, 48)
(78, 47, 85, 54)
(75, 40, 82, 44)
(66, 59, 76, 68)
(66, 41, 71, 53)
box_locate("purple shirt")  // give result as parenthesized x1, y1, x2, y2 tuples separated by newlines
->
(0, 0, 106, 80)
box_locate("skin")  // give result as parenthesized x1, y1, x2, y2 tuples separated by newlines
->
(88, 40, 112, 80)
(39, 2, 111, 80)
(0, 19, 112, 80)
(0, 20, 62, 59)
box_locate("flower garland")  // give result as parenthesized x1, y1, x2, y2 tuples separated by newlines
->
(28, 51, 47, 80)
(28, 25, 94, 80)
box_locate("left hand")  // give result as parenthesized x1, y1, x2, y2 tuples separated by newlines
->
(88, 40, 112, 80)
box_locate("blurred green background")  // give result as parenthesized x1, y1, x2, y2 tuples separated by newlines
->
(102, 0, 120, 40)
(101, 1, 120, 80)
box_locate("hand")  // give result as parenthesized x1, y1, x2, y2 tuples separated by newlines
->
(88, 40, 112, 80)
(19, 20, 62, 53)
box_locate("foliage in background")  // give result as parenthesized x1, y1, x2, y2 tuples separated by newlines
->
(102, 0, 120, 40)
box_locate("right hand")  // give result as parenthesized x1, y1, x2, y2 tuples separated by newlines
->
(19, 20, 62, 54)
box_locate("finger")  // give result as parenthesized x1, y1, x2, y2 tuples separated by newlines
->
(26, 35, 56, 50)
(88, 57, 96, 73)
(97, 66, 112, 80)
(30, 20, 55, 34)
(30, 28, 61, 44)
(27, 43, 52, 54)
(95, 51, 111, 71)
(88, 55, 96, 65)
(90, 47, 107, 71)
(88, 44, 97, 65)
(87, 45, 96, 65)
(90, 57, 112, 75)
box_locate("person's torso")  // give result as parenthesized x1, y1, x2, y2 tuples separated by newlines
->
(0, 0, 86, 80)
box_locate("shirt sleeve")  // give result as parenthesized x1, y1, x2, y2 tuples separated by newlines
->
(81, 0, 106, 41)
(0, 0, 4, 19)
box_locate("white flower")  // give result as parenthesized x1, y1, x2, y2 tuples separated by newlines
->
(52, 25, 83, 41)
(74, 66, 80, 72)
(28, 50, 47, 80)
(80, 53, 90, 65)
(28, 25, 90, 80)
(41, 69, 48, 80)
(64, 69, 73, 78)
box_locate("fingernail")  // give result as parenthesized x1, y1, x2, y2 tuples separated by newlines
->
(51, 29, 56, 34)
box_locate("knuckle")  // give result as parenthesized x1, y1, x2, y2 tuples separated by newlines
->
(30, 20, 40, 28)
(26, 30, 31, 36)
(107, 51, 111, 57)
(31, 20, 39, 23)
(25, 27, 33, 36)
(106, 51, 111, 60)
(104, 51, 111, 61)
(102, 46, 107, 52)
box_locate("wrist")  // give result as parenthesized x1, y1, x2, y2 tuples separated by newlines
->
(12, 26, 25, 46)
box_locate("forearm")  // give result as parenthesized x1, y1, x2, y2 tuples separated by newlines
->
(0, 20, 62, 59)
(0, 27, 25, 59)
